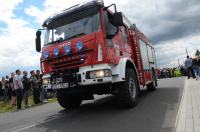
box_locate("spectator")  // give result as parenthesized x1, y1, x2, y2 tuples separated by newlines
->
(30, 70, 40, 104)
(2, 77, 7, 100)
(9, 73, 16, 106)
(13, 69, 23, 110)
(193, 57, 200, 80)
(22, 71, 31, 108)
(36, 70, 46, 102)
(0, 80, 2, 96)
(6, 75, 12, 100)
(185, 56, 196, 79)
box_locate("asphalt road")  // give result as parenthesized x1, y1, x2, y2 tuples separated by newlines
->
(0, 77, 185, 132)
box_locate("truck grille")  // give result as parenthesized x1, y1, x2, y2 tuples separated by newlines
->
(50, 55, 87, 70)
(51, 68, 81, 83)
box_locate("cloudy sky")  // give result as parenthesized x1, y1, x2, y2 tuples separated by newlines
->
(0, 0, 200, 77)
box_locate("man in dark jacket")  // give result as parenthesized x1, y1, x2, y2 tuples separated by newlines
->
(22, 71, 31, 108)
(30, 70, 40, 104)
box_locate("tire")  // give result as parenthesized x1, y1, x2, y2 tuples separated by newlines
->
(147, 71, 157, 91)
(57, 91, 82, 109)
(117, 68, 139, 108)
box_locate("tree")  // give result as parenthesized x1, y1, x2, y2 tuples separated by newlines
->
(195, 49, 200, 56)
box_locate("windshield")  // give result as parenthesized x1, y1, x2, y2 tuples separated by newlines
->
(44, 11, 101, 45)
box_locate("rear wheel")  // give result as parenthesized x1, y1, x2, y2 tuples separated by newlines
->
(147, 71, 157, 91)
(57, 90, 82, 109)
(117, 68, 139, 108)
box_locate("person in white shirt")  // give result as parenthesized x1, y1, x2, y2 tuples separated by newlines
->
(13, 69, 23, 110)
(184, 56, 196, 79)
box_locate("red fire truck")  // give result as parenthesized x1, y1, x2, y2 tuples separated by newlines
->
(35, 0, 157, 109)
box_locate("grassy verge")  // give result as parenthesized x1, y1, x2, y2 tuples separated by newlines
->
(0, 96, 57, 113)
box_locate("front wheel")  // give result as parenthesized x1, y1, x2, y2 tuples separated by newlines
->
(117, 68, 139, 108)
(57, 90, 82, 109)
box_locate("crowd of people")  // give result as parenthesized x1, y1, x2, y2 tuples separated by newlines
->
(0, 69, 47, 110)
(157, 67, 186, 79)
(157, 56, 200, 80)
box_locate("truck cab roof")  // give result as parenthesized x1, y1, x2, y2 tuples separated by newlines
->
(42, 0, 104, 28)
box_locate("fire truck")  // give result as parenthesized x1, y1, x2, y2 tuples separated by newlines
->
(35, 0, 157, 109)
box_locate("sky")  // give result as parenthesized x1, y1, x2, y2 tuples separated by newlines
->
(0, 0, 200, 77)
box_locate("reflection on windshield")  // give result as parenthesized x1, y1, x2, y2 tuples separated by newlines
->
(44, 13, 100, 45)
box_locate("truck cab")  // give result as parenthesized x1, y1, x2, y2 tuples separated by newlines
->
(35, 0, 157, 109)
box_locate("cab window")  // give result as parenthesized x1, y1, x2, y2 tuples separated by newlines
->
(104, 11, 118, 39)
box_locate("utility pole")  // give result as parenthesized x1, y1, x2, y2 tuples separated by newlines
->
(178, 58, 180, 67)
(186, 48, 189, 56)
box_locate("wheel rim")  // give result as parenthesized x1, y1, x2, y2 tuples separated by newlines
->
(129, 77, 136, 98)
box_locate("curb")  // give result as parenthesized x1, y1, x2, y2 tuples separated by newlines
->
(175, 77, 187, 132)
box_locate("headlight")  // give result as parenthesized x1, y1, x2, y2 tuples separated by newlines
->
(86, 69, 111, 79)
(64, 45, 71, 54)
(54, 48, 59, 56)
(43, 51, 49, 59)
(43, 78, 50, 85)
(76, 41, 84, 51)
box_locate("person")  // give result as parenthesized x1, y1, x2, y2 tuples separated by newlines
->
(193, 57, 200, 80)
(5, 75, 12, 100)
(22, 71, 31, 108)
(30, 70, 40, 104)
(0, 80, 2, 96)
(1, 77, 7, 100)
(13, 69, 23, 110)
(185, 56, 196, 79)
(9, 73, 16, 106)
(36, 70, 46, 102)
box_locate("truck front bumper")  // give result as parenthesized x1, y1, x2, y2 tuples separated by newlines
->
(78, 64, 112, 86)
(43, 64, 113, 90)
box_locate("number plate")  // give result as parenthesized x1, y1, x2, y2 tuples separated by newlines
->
(52, 83, 69, 89)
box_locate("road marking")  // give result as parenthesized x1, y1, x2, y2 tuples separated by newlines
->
(12, 124, 36, 132)
(3, 109, 78, 132)
(2, 97, 104, 132)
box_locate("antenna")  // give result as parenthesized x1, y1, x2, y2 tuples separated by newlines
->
(186, 48, 189, 56)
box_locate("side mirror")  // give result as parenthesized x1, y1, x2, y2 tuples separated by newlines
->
(35, 30, 41, 52)
(113, 12, 123, 26)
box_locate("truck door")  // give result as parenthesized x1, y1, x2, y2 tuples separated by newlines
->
(103, 11, 122, 64)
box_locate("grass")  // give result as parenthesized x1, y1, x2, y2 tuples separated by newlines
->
(0, 96, 57, 113)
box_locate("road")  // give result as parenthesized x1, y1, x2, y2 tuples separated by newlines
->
(0, 77, 185, 132)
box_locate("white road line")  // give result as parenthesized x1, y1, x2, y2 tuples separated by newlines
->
(12, 124, 37, 132)
(3, 110, 78, 132)
(2, 98, 101, 132)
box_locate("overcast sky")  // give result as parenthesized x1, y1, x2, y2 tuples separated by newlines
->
(0, 0, 200, 77)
